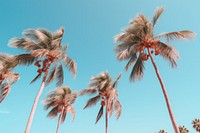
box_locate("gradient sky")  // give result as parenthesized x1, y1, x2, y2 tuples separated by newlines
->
(0, 0, 200, 133)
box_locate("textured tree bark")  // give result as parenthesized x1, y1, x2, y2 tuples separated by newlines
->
(147, 48, 180, 133)
(56, 106, 65, 133)
(24, 71, 48, 133)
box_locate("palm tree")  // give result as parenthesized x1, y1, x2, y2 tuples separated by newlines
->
(9, 28, 77, 133)
(80, 72, 122, 133)
(43, 86, 77, 133)
(179, 126, 189, 133)
(157, 130, 168, 133)
(0, 54, 20, 103)
(192, 119, 200, 132)
(114, 7, 195, 133)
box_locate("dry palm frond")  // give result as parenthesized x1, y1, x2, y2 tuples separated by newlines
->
(47, 106, 59, 118)
(114, 99, 122, 119)
(45, 65, 57, 86)
(0, 83, 11, 103)
(6, 72, 20, 85)
(158, 130, 167, 133)
(125, 54, 137, 71)
(129, 57, 144, 81)
(30, 73, 42, 84)
(154, 30, 195, 41)
(116, 49, 130, 61)
(55, 64, 64, 87)
(152, 7, 164, 27)
(65, 105, 76, 122)
(15, 54, 36, 66)
(83, 95, 101, 109)
(63, 56, 77, 76)
(156, 41, 179, 68)
(112, 73, 122, 88)
(79, 87, 97, 96)
(192, 119, 200, 132)
(95, 105, 104, 124)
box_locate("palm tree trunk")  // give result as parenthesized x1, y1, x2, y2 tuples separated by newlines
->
(147, 48, 180, 133)
(24, 71, 48, 133)
(105, 105, 108, 133)
(56, 106, 65, 133)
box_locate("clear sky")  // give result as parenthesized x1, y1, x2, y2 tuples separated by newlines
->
(0, 0, 200, 133)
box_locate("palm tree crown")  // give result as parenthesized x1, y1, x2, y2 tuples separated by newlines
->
(43, 86, 77, 123)
(9, 28, 76, 86)
(114, 7, 195, 81)
(158, 130, 168, 133)
(192, 119, 200, 132)
(179, 125, 189, 133)
(80, 72, 122, 123)
(0, 54, 20, 103)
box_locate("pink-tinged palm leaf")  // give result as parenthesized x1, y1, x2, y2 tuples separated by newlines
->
(114, 7, 195, 133)
(192, 119, 200, 132)
(0, 54, 20, 103)
(9, 28, 77, 133)
(80, 72, 122, 133)
(43, 86, 77, 133)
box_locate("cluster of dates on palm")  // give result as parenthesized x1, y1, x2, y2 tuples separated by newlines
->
(139, 39, 161, 61)
(34, 55, 55, 74)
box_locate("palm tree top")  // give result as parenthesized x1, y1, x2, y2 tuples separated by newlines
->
(114, 7, 195, 81)
(8, 28, 77, 86)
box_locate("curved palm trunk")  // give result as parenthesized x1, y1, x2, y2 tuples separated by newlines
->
(147, 48, 180, 133)
(56, 106, 65, 133)
(105, 104, 108, 133)
(25, 71, 48, 133)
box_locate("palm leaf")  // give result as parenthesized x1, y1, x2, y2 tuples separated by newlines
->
(116, 49, 130, 61)
(114, 99, 122, 119)
(15, 54, 37, 66)
(154, 30, 195, 41)
(63, 56, 77, 76)
(55, 64, 64, 87)
(45, 66, 57, 86)
(129, 56, 144, 81)
(0, 83, 10, 103)
(79, 87, 97, 96)
(47, 106, 59, 118)
(6, 72, 20, 85)
(112, 73, 122, 88)
(61, 110, 67, 123)
(152, 7, 164, 27)
(30, 73, 42, 84)
(95, 105, 104, 124)
(156, 41, 179, 68)
(83, 95, 101, 109)
(125, 54, 137, 71)
(66, 105, 76, 122)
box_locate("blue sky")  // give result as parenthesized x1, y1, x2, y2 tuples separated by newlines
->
(0, 0, 200, 133)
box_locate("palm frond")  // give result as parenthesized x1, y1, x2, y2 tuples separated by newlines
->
(47, 106, 59, 118)
(30, 73, 42, 84)
(55, 64, 64, 87)
(6, 72, 20, 85)
(112, 73, 122, 88)
(152, 7, 164, 27)
(66, 105, 76, 122)
(0, 83, 10, 103)
(114, 99, 122, 119)
(95, 105, 104, 124)
(15, 54, 37, 66)
(45, 65, 57, 86)
(125, 54, 137, 71)
(156, 41, 179, 68)
(83, 95, 101, 109)
(129, 56, 144, 81)
(154, 30, 195, 41)
(79, 87, 97, 96)
(61, 110, 67, 123)
(63, 56, 77, 77)
(116, 49, 130, 61)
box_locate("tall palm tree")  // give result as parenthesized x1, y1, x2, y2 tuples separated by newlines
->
(192, 119, 200, 132)
(179, 126, 189, 133)
(80, 72, 122, 133)
(9, 28, 77, 133)
(0, 54, 20, 103)
(43, 86, 77, 133)
(114, 7, 195, 133)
